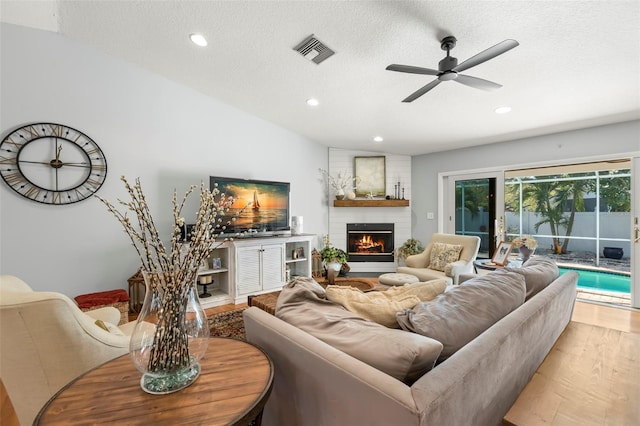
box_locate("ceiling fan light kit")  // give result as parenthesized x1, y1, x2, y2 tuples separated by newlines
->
(386, 35, 519, 102)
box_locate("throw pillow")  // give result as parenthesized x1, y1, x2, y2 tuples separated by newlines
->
(428, 243, 463, 272)
(396, 270, 526, 361)
(94, 319, 109, 331)
(94, 319, 125, 336)
(276, 276, 444, 384)
(504, 256, 559, 300)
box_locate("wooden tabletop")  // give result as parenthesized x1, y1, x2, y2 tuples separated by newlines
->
(35, 338, 273, 425)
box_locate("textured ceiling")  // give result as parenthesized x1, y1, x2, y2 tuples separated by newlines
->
(3, 1, 640, 155)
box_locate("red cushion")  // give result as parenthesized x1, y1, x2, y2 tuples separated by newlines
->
(74, 289, 129, 309)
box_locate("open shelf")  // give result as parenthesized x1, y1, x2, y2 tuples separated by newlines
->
(333, 199, 409, 207)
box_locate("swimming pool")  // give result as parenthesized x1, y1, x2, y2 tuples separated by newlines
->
(558, 267, 630, 293)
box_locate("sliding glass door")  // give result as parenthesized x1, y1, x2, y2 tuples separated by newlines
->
(445, 172, 505, 259)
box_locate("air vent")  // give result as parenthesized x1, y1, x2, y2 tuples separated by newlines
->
(293, 34, 335, 64)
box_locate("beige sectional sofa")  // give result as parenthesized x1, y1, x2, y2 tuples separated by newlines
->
(243, 258, 578, 426)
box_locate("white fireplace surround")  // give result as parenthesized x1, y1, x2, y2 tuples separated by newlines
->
(328, 148, 411, 273)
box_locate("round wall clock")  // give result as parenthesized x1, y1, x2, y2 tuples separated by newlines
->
(0, 123, 107, 205)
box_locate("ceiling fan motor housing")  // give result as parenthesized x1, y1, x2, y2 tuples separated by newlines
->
(439, 56, 458, 72)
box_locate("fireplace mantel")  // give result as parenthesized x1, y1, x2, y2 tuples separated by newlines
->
(333, 199, 409, 207)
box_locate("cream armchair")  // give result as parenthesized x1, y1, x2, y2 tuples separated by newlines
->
(396, 233, 480, 285)
(0, 275, 136, 425)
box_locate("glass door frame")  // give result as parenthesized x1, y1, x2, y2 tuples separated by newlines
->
(440, 170, 506, 259)
(632, 157, 639, 308)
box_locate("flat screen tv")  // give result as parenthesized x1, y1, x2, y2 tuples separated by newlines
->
(210, 176, 291, 237)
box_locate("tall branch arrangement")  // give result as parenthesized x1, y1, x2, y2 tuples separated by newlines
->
(319, 168, 360, 193)
(98, 176, 238, 278)
(97, 176, 244, 373)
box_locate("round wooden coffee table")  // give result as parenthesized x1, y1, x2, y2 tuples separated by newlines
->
(35, 338, 273, 425)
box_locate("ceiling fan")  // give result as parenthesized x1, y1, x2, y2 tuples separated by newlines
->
(386, 36, 519, 102)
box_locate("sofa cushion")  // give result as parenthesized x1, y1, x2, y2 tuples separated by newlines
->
(396, 270, 526, 361)
(325, 280, 447, 328)
(504, 256, 559, 300)
(276, 276, 444, 384)
(429, 243, 463, 272)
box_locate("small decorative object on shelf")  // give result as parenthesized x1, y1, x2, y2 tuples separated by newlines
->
(319, 168, 359, 201)
(98, 176, 242, 394)
(127, 268, 145, 313)
(311, 249, 323, 278)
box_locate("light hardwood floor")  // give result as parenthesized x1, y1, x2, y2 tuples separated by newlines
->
(504, 301, 640, 426)
(571, 300, 640, 333)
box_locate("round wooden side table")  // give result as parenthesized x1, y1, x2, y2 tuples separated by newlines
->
(35, 338, 273, 425)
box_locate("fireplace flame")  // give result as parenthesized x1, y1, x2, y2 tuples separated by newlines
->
(354, 234, 385, 253)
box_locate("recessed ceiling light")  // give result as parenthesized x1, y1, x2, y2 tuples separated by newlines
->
(306, 98, 319, 107)
(189, 33, 208, 47)
(495, 106, 512, 114)
(373, 136, 384, 143)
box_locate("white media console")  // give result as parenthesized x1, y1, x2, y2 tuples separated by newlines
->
(195, 234, 315, 309)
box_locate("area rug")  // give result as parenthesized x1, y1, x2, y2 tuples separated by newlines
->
(208, 307, 247, 340)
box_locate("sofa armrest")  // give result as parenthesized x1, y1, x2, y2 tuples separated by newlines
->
(445, 260, 474, 284)
(405, 250, 430, 268)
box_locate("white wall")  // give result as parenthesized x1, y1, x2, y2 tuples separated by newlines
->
(411, 120, 640, 245)
(0, 23, 328, 297)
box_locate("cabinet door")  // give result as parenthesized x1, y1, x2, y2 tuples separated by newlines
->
(236, 246, 262, 295)
(262, 244, 284, 290)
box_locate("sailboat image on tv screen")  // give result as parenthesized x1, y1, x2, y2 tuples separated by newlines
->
(252, 190, 260, 211)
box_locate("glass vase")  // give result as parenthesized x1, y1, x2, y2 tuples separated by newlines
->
(130, 269, 209, 394)
(519, 246, 535, 264)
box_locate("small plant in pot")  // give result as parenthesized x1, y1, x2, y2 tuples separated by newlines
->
(395, 238, 424, 264)
(319, 236, 348, 276)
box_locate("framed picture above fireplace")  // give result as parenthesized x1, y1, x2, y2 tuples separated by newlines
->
(354, 156, 386, 197)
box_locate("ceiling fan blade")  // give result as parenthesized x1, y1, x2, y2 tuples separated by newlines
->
(402, 79, 441, 102)
(386, 64, 440, 76)
(453, 39, 519, 73)
(454, 74, 502, 91)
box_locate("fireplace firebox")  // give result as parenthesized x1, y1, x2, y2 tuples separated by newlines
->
(346, 223, 394, 262)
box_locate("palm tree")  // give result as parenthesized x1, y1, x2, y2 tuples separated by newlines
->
(521, 176, 594, 254)
(523, 181, 566, 253)
(554, 178, 593, 253)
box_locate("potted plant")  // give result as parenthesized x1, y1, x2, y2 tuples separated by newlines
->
(395, 238, 424, 264)
(320, 245, 348, 264)
(319, 236, 348, 275)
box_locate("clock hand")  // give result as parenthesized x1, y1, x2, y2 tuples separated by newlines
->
(19, 159, 90, 168)
(58, 162, 90, 167)
(51, 145, 63, 168)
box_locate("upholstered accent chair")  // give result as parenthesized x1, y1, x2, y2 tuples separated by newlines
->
(0, 275, 135, 425)
(396, 233, 481, 285)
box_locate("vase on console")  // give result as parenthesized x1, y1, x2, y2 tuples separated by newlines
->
(518, 246, 535, 264)
(130, 268, 209, 394)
